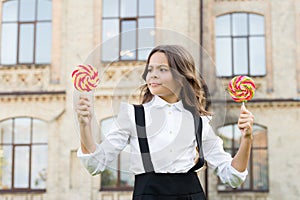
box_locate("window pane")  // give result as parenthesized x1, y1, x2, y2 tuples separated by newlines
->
(232, 13, 248, 36)
(253, 126, 267, 148)
(19, 24, 34, 63)
(2, 0, 18, 22)
(37, 0, 52, 20)
(101, 161, 118, 188)
(100, 118, 118, 186)
(102, 19, 119, 42)
(121, 20, 136, 60)
(138, 17, 155, 28)
(233, 38, 248, 75)
(217, 125, 233, 148)
(0, 119, 13, 143)
(14, 146, 30, 188)
(32, 119, 47, 143)
(31, 145, 47, 189)
(253, 149, 268, 190)
(216, 15, 230, 36)
(102, 19, 119, 61)
(121, 0, 137, 17)
(250, 37, 266, 76)
(233, 124, 241, 149)
(14, 118, 31, 144)
(250, 14, 264, 35)
(36, 22, 52, 63)
(138, 20, 155, 60)
(120, 147, 134, 187)
(216, 38, 232, 76)
(1, 23, 18, 65)
(240, 160, 251, 189)
(103, 0, 119, 18)
(20, 0, 36, 22)
(139, 0, 154, 16)
(0, 145, 12, 189)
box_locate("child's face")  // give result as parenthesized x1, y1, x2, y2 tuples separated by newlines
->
(146, 52, 181, 103)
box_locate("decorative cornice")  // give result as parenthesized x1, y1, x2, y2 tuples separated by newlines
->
(211, 98, 300, 109)
(0, 92, 66, 103)
(0, 64, 51, 92)
(102, 61, 146, 67)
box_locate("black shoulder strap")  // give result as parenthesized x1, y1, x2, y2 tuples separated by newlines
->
(188, 115, 205, 172)
(133, 104, 155, 173)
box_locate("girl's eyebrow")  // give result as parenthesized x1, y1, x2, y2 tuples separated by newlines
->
(147, 64, 169, 68)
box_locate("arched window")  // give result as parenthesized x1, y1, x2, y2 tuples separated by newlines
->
(102, 0, 155, 61)
(1, 0, 52, 65)
(0, 117, 48, 192)
(217, 123, 269, 192)
(100, 117, 134, 191)
(215, 13, 266, 77)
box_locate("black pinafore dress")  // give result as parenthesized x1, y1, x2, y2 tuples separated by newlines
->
(133, 105, 207, 200)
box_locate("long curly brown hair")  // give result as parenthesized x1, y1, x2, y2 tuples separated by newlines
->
(140, 45, 211, 116)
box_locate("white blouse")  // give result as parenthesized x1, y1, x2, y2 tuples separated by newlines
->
(77, 95, 248, 188)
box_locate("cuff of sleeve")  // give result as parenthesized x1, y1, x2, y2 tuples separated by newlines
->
(77, 146, 96, 157)
(77, 144, 106, 176)
(228, 165, 248, 188)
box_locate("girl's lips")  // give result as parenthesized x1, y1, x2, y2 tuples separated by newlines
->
(150, 83, 161, 87)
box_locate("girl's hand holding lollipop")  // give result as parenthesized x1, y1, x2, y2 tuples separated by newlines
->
(228, 75, 255, 138)
(72, 64, 100, 125)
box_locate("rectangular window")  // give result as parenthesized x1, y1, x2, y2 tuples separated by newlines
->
(233, 38, 248, 75)
(1, 0, 52, 65)
(216, 38, 232, 76)
(121, 20, 137, 60)
(19, 23, 35, 63)
(0, 146, 12, 189)
(31, 145, 47, 189)
(1, 23, 18, 64)
(36, 22, 52, 63)
(14, 146, 30, 188)
(102, 0, 155, 61)
(215, 13, 266, 77)
(0, 118, 48, 192)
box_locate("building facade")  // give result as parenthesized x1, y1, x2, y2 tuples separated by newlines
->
(0, 0, 299, 200)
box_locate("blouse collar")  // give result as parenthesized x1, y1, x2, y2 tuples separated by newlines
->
(150, 95, 184, 112)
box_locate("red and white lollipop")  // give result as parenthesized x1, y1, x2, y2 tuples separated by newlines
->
(71, 64, 100, 92)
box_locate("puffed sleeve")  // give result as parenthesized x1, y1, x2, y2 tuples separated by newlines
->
(201, 117, 248, 188)
(77, 102, 133, 176)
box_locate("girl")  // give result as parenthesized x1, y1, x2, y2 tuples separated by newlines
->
(76, 45, 254, 200)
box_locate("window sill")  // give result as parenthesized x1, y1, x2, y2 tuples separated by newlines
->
(100, 186, 133, 192)
(218, 189, 269, 193)
(0, 189, 46, 194)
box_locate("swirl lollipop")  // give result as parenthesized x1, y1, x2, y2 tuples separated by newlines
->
(228, 75, 256, 104)
(71, 64, 100, 92)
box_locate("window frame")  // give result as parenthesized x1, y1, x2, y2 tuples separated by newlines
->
(101, 0, 155, 62)
(1, 0, 52, 65)
(217, 123, 269, 193)
(0, 117, 48, 193)
(215, 12, 266, 78)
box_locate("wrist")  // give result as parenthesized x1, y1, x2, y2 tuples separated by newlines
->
(242, 133, 253, 141)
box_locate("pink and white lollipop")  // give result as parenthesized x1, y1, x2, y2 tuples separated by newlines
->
(71, 64, 100, 92)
